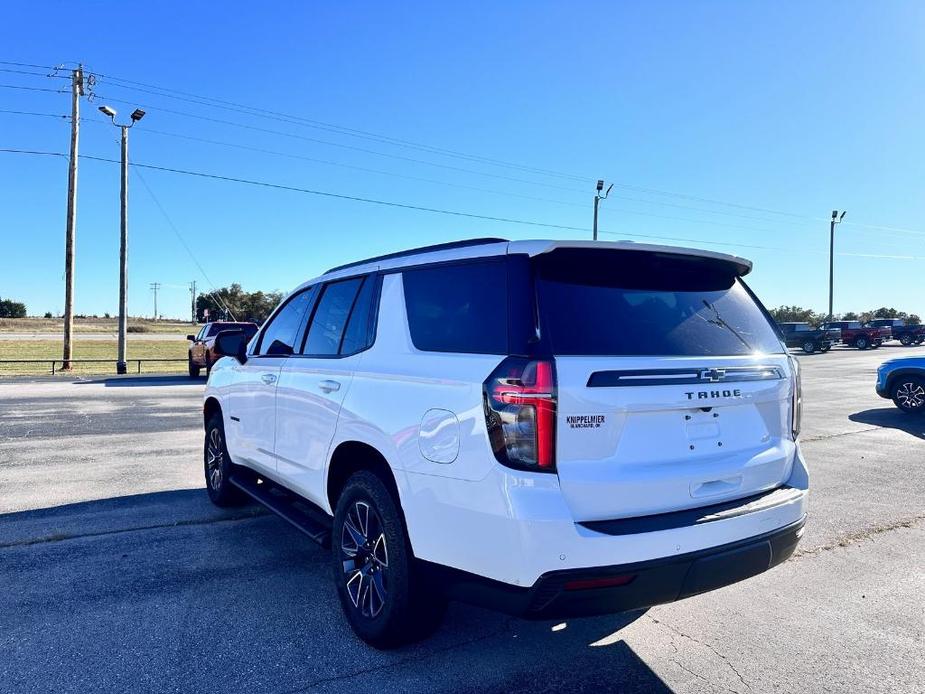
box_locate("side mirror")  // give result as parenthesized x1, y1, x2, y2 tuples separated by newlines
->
(186, 334, 196, 342)
(213, 329, 248, 364)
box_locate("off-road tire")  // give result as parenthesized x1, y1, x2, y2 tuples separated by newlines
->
(332, 471, 446, 648)
(188, 354, 200, 378)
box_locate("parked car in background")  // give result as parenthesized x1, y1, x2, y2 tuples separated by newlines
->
(867, 319, 925, 346)
(187, 321, 258, 377)
(200, 238, 807, 648)
(777, 322, 838, 354)
(876, 357, 925, 413)
(821, 321, 883, 350)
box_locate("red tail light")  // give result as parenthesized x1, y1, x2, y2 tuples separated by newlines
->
(483, 357, 557, 472)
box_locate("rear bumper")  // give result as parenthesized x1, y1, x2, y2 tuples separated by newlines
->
(404, 445, 809, 589)
(432, 516, 805, 619)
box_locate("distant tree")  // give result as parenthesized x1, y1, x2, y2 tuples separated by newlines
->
(195, 284, 282, 323)
(43, 311, 53, 319)
(767, 305, 824, 326)
(908, 314, 922, 325)
(0, 298, 27, 318)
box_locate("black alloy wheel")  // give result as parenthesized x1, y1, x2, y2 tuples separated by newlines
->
(204, 412, 245, 506)
(332, 471, 445, 648)
(892, 377, 925, 414)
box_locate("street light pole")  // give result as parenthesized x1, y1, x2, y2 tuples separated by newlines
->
(99, 105, 146, 375)
(828, 210, 846, 322)
(592, 179, 613, 241)
(118, 124, 129, 373)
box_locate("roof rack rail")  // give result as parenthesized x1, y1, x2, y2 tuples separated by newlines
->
(325, 237, 509, 274)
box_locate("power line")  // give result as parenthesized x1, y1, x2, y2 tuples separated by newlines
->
(91, 92, 590, 194)
(0, 67, 69, 79)
(123, 123, 817, 228)
(4, 147, 924, 261)
(129, 124, 588, 210)
(0, 109, 69, 120)
(132, 167, 238, 321)
(0, 60, 56, 70)
(89, 71, 841, 222)
(93, 72, 592, 183)
(0, 83, 66, 94)
(0, 147, 67, 158)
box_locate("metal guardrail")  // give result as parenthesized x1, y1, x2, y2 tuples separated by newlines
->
(0, 358, 187, 375)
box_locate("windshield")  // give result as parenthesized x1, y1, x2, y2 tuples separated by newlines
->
(533, 248, 784, 356)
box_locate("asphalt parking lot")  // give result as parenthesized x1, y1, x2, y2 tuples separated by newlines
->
(1, 346, 923, 693)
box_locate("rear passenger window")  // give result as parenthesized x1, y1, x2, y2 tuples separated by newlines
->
(403, 260, 507, 354)
(340, 276, 378, 355)
(304, 278, 363, 356)
(257, 288, 315, 356)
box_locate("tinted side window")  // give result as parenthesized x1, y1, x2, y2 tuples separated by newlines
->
(403, 260, 507, 354)
(340, 276, 378, 355)
(304, 278, 363, 356)
(257, 289, 315, 356)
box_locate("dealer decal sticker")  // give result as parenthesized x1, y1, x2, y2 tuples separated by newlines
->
(567, 415, 606, 429)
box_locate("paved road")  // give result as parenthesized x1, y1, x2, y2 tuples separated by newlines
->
(1, 347, 923, 693)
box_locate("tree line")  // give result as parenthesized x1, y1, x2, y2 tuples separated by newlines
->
(0, 297, 27, 318)
(195, 284, 283, 323)
(768, 305, 921, 326)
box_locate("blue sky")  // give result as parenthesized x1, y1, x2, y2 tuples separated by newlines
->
(2, 1, 924, 320)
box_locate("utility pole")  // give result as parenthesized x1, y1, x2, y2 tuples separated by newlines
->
(99, 104, 146, 374)
(592, 179, 613, 241)
(189, 280, 197, 324)
(62, 65, 84, 370)
(828, 210, 847, 322)
(150, 282, 161, 319)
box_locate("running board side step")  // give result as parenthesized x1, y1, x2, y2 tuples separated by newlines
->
(229, 473, 332, 548)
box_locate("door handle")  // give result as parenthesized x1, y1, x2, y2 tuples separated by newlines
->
(261, 373, 277, 385)
(318, 379, 341, 393)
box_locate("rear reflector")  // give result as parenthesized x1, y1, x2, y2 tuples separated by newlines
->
(563, 574, 637, 591)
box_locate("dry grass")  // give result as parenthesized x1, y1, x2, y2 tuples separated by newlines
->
(0, 317, 193, 335)
(0, 338, 189, 376)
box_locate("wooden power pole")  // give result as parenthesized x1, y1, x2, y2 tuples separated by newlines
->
(62, 65, 84, 370)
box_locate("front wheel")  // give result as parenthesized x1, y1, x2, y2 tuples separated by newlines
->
(802, 340, 816, 354)
(332, 471, 445, 648)
(855, 336, 869, 350)
(892, 377, 925, 414)
(900, 334, 913, 346)
(204, 412, 246, 506)
(821, 343, 831, 352)
(188, 354, 201, 378)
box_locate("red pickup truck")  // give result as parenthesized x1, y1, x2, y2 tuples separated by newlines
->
(821, 321, 885, 350)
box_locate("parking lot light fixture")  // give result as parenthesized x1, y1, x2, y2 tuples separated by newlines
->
(100, 104, 147, 374)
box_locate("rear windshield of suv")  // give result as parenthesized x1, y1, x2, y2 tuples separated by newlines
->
(533, 248, 784, 356)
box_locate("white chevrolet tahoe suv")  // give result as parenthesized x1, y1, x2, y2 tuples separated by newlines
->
(202, 238, 808, 648)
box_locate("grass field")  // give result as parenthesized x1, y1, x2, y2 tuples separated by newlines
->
(0, 339, 189, 376)
(0, 317, 193, 335)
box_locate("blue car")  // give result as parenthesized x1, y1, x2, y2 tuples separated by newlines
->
(876, 357, 925, 413)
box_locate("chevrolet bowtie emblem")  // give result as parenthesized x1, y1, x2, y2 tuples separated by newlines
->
(700, 368, 727, 382)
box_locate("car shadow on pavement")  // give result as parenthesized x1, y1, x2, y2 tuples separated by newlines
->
(1, 490, 672, 694)
(849, 407, 925, 439)
(75, 375, 204, 387)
